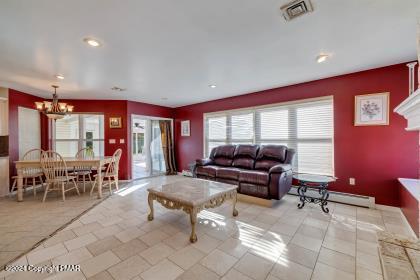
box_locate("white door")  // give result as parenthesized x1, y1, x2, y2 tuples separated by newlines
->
(0, 97, 9, 197)
(18, 107, 41, 158)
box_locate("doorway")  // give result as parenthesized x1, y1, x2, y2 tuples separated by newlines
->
(131, 115, 172, 179)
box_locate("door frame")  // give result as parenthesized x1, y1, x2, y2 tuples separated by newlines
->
(130, 114, 174, 180)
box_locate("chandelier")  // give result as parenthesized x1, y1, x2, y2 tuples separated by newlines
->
(35, 85, 74, 120)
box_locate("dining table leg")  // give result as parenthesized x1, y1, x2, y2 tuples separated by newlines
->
(17, 168, 23, 202)
(96, 162, 103, 199)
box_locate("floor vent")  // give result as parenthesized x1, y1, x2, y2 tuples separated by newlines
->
(280, 0, 313, 21)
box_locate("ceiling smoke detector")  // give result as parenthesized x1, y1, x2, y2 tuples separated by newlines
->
(280, 0, 313, 21)
(111, 86, 126, 92)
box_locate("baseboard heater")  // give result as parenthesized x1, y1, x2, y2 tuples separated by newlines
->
(288, 185, 375, 208)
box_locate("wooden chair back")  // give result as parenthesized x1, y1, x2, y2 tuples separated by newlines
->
(40, 151, 69, 182)
(74, 148, 95, 171)
(22, 148, 44, 176)
(104, 149, 122, 177)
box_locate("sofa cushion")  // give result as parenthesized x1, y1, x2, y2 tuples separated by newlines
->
(217, 167, 240, 180)
(239, 170, 269, 185)
(213, 145, 236, 166)
(196, 165, 219, 177)
(232, 145, 259, 169)
(255, 145, 287, 171)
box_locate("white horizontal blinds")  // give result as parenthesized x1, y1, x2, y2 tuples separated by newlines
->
(295, 101, 333, 175)
(53, 114, 105, 157)
(255, 98, 334, 175)
(204, 97, 334, 176)
(231, 113, 254, 144)
(206, 115, 227, 155)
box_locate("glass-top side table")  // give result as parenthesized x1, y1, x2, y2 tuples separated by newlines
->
(293, 173, 336, 213)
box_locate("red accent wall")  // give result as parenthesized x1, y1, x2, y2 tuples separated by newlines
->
(174, 63, 419, 206)
(57, 99, 131, 180)
(8, 89, 48, 181)
(7, 93, 174, 182)
(400, 183, 419, 237)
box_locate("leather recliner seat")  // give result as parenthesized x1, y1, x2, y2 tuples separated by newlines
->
(194, 144, 295, 200)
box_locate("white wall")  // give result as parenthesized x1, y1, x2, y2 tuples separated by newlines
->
(0, 88, 9, 197)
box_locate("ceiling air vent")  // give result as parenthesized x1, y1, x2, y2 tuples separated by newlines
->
(280, 0, 313, 21)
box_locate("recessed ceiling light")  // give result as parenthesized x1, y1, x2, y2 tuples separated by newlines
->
(316, 54, 329, 63)
(55, 74, 64, 80)
(83, 38, 102, 47)
(209, 85, 217, 88)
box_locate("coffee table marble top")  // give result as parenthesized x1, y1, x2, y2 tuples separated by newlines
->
(147, 178, 238, 206)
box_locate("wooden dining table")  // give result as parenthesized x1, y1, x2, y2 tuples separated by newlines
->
(14, 156, 113, 202)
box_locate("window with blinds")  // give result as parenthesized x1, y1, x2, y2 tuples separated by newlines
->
(204, 97, 334, 176)
(53, 114, 105, 157)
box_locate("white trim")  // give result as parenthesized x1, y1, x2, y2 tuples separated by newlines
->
(130, 114, 174, 179)
(203, 95, 333, 117)
(132, 114, 173, 121)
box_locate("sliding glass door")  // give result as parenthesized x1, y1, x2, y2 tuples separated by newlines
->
(150, 120, 166, 175)
(132, 116, 169, 179)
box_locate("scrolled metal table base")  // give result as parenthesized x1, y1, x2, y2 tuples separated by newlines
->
(297, 182, 330, 213)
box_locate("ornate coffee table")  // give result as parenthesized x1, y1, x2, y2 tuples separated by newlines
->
(147, 178, 238, 243)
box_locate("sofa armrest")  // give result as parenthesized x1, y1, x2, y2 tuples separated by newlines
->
(269, 164, 292, 174)
(196, 158, 214, 166)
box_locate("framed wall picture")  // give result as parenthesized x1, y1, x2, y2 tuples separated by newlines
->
(354, 92, 389, 126)
(181, 120, 190, 136)
(109, 117, 122, 128)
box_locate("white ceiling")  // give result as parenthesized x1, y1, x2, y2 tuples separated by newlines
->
(0, 0, 419, 108)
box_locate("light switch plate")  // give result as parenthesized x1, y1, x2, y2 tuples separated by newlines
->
(119, 139, 125, 144)
(109, 139, 116, 144)
(349, 178, 355, 185)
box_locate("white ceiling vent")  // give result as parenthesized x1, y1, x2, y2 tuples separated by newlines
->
(280, 0, 313, 21)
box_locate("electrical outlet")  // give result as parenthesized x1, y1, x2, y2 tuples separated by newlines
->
(349, 178, 355, 185)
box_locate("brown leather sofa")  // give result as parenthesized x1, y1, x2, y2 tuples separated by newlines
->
(193, 144, 295, 200)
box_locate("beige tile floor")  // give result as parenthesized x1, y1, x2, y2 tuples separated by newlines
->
(0, 183, 111, 269)
(0, 175, 415, 280)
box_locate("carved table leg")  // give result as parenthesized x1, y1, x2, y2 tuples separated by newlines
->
(147, 194, 154, 221)
(232, 191, 238, 217)
(189, 208, 198, 243)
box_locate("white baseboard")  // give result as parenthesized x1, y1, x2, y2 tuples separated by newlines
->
(288, 185, 375, 208)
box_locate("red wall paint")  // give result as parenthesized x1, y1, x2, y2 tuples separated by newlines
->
(8, 89, 48, 181)
(56, 99, 130, 180)
(400, 183, 419, 237)
(8, 92, 175, 182)
(174, 63, 419, 206)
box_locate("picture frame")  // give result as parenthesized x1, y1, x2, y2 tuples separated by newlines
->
(109, 117, 122, 128)
(354, 92, 389, 126)
(181, 120, 190, 136)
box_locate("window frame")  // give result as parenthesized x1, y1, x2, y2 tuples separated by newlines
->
(203, 96, 335, 176)
(52, 113, 105, 157)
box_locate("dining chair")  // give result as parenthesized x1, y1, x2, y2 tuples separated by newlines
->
(90, 149, 122, 196)
(11, 149, 45, 197)
(69, 148, 95, 193)
(40, 151, 80, 202)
